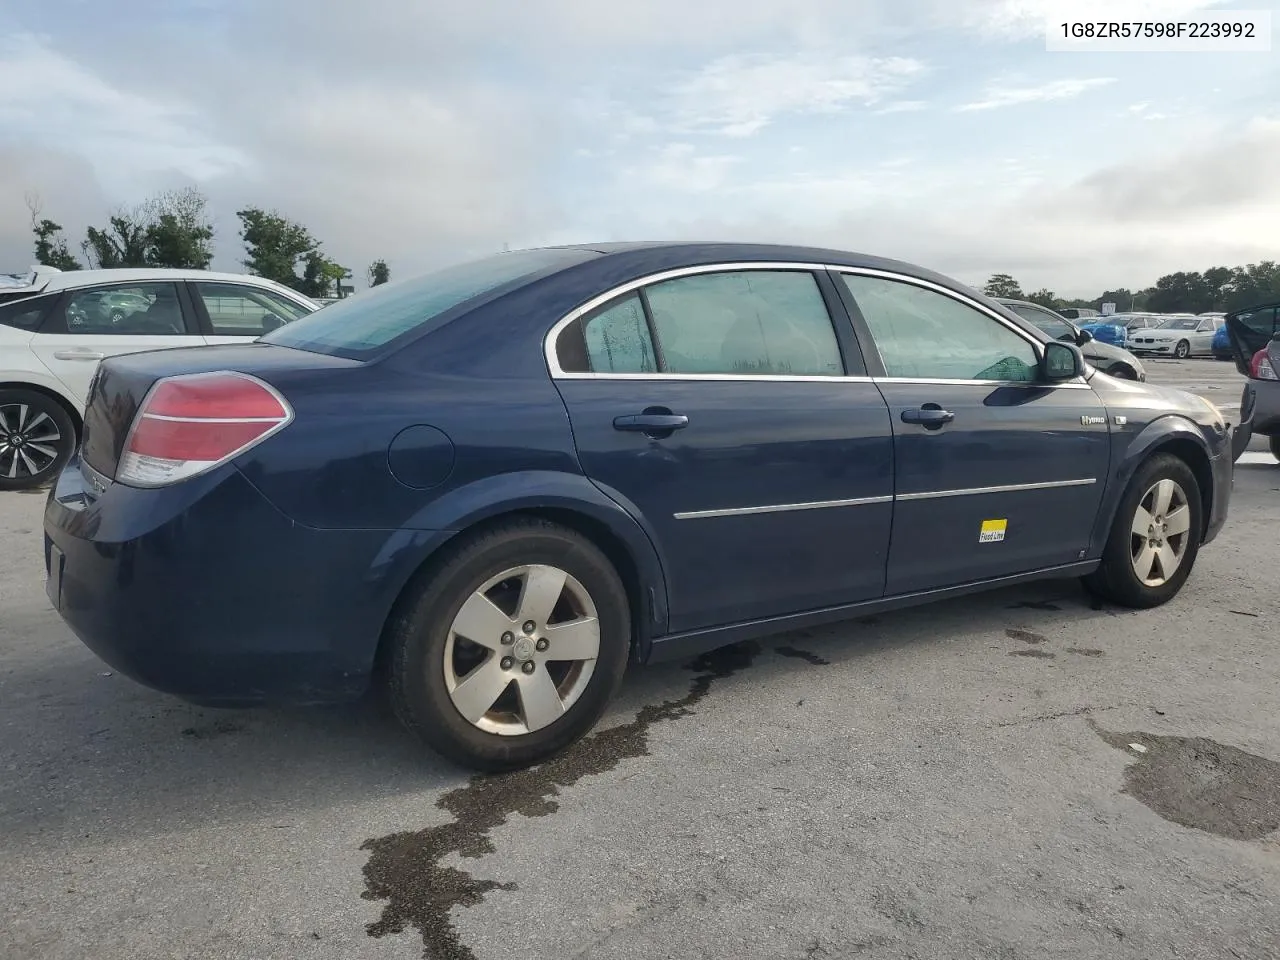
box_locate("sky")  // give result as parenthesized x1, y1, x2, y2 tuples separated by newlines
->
(1, 0, 1277, 297)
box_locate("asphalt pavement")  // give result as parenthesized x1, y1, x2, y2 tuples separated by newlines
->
(1, 359, 1277, 960)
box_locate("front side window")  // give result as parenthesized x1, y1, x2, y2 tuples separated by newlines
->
(194, 282, 312, 336)
(841, 274, 1039, 382)
(645, 270, 844, 376)
(581, 295, 657, 373)
(60, 283, 188, 335)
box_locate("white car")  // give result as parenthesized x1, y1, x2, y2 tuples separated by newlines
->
(0, 267, 319, 490)
(1126, 315, 1225, 359)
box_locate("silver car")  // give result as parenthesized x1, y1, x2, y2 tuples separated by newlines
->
(1128, 315, 1225, 359)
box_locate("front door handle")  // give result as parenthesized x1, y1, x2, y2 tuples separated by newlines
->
(901, 405, 955, 430)
(613, 413, 690, 433)
(53, 349, 105, 361)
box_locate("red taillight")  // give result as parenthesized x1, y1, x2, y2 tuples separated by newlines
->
(117, 372, 292, 487)
(1251, 348, 1278, 381)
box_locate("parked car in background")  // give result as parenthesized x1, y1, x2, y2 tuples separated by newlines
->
(995, 298, 1146, 380)
(0, 268, 319, 490)
(1078, 317, 1129, 347)
(1059, 307, 1100, 320)
(43, 241, 1234, 771)
(1128, 315, 1225, 358)
(1226, 301, 1280, 463)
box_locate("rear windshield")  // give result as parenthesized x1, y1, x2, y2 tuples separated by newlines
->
(261, 248, 598, 359)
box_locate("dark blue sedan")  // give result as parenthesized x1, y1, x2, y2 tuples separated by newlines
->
(44, 243, 1235, 770)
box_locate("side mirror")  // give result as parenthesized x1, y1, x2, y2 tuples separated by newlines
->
(1042, 341, 1084, 381)
(1075, 329, 1094, 346)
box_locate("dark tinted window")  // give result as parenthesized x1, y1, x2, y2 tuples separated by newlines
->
(0, 295, 52, 330)
(263, 248, 596, 358)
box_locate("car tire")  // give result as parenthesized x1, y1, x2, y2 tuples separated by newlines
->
(1174, 340, 1191, 359)
(0, 388, 77, 492)
(1083, 453, 1203, 609)
(383, 517, 631, 772)
(1270, 435, 1280, 463)
(1107, 363, 1138, 380)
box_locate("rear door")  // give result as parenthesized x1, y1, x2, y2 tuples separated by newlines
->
(834, 270, 1111, 596)
(188, 281, 315, 344)
(551, 265, 895, 634)
(27, 281, 199, 406)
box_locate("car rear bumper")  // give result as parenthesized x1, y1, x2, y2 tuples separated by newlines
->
(42, 457, 436, 705)
(1244, 378, 1280, 437)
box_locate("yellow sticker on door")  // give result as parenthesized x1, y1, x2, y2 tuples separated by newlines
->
(979, 518, 1008, 543)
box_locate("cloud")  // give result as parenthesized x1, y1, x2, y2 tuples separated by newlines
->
(955, 76, 1116, 111)
(624, 143, 743, 192)
(958, 0, 1234, 40)
(874, 100, 929, 115)
(668, 53, 927, 136)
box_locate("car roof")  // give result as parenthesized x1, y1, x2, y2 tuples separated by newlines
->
(10, 266, 316, 301)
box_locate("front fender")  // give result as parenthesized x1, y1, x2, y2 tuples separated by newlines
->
(1087, 414, 1218, 556)
(377, 469, 671, 656)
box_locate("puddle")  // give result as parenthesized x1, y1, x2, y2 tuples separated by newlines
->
(1006, 629, 1048, 645)
(1092, 722, 1280, 841)
(360, 641, 761, 960)
(1008, 650, 1055, 659)
(775, 645, 831, 666)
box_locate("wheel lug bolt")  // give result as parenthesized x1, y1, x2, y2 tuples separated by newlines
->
(522, 621, 536, 634)
(500, 656, 514, 670)
(535, 638, 549, 652)
(501, 632, 514, 645)
(521, 661, 535, 674)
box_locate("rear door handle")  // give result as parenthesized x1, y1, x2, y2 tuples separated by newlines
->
(613, 413, 689, 432)
(901, 406, 955, 429)
(53, 350, 105, 361)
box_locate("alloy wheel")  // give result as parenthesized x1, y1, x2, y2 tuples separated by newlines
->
(0, 402, 63, 482)
(1175, 340, 1190, 359)
(1129, 478, 1192, 587)
(442, 563, 600, 736)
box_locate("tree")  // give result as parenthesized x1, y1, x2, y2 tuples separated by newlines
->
(1026, 288, 1057, 308)
(298, 250, 352, 298)
(82, 213, 151, 268)
(1093, 289, 1136, 312)
(1147, 271, 1214, 314)
(983, 273, 1022, 298)
(145, 187, 214, 269)
(368, 259, 390, 286)
(26, 193, 81, 271)
(237, 208, 317, 289)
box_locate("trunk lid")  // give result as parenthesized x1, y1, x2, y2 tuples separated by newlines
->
(81, 342, 360, 479)
(1225, 302, 1280, 377)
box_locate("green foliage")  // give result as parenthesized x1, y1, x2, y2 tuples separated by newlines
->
(32, 218, 80, 271)
(237, 208, 317, 289)
(983, 273, 1022, 298)
(145, 188, 214, 269)
(82, 215, 150, 268)
(298, 250, 352, 298)
(368, 259, 390, 286)
(1025, 288, 1057, 308)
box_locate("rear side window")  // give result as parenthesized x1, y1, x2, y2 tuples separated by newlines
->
(582, 295, 657, 373)
(262, 248, 597, 359)
(0, 295, 51, 331)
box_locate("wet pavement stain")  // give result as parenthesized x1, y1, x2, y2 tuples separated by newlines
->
(1008, 649, 1055, 659)
(1091, 722, 1280, 841)
(1006, 628, 1048, 645)
(776, 645, 831, 665)
(1006, 599, 1062, 611)
(1229, 610, 1260, 618)
(359, 641, 761, 960)
(1067, 648, 1105, 658)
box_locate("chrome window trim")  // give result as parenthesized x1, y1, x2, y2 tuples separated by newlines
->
(544, 260, 1091, 389)
(896, 478, 1097, 502)
(674, 494, 892, 521)
(675, 478, 1097, 520)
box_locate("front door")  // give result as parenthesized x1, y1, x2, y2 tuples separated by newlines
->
(188, 281, 314, 344)
(551, 267, 895, 634)
(28, 282, 199, 405)
(835, 271, 1111, 596)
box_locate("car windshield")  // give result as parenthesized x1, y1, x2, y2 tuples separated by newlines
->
(1157, 318, 1199, 330)
(262, 247, 597, 359)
